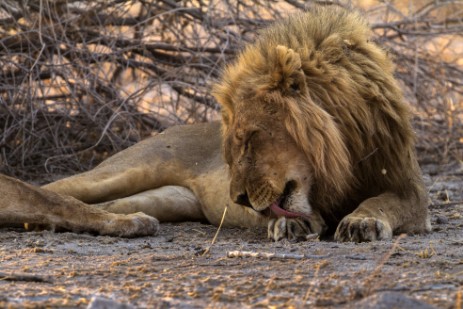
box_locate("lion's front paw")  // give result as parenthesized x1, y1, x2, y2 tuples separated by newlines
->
(103, 212, 159, 238)
(267, 216, 324, 242)
(334, 216, 392, 242)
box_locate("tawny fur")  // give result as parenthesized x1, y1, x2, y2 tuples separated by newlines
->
(213, 6, 428, 229)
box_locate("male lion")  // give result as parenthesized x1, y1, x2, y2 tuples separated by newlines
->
(1, 5, 430, 242)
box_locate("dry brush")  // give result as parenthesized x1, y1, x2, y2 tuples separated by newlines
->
(0, 0, 462, 180)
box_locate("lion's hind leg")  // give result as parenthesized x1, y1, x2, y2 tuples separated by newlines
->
(334, 192, 431, 242)
(0, 174, 159, 237)
(42, 166, 154, 203)
(94, 186, 206, 223)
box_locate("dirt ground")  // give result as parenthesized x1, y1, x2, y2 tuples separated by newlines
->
(0, 163, 462, 308)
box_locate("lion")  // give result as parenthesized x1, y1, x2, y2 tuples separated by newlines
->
(1, 5, 431, 242)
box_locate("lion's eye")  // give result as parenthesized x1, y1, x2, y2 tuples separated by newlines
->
(244, 137, 251, 151)
(243, 130, 258, 151)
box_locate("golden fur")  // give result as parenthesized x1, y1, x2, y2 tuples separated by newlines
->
(214, 5, 430, 240)
(1, 5, 430, 242)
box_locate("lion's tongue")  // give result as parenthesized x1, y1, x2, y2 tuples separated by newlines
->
(269, 202, 301, 218)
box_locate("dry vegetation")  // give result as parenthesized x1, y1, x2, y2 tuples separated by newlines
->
(0, 0, 462, 180)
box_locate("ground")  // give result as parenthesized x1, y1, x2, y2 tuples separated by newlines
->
(0, 164, 462, 308)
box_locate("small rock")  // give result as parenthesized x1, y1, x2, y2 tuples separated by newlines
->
(437, 191, 449, 201)
(354, 292, 436, 309)
(435, 215, 449, 224)
(87, 296, 135, 309)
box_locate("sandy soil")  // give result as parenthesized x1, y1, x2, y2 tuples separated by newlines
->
(0, 165, 462, 308)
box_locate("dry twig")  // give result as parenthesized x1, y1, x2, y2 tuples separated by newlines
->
(201, 204, 228, 256)
(362, 234, 407, 296)
(227, 250, 330, 260)
(0, 1, 461, 180)
(0, 272, 52, 283)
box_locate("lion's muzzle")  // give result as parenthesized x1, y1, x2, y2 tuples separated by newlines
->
(233, 180, 310, 220)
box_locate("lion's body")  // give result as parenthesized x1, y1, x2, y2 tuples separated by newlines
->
(1, 5, 430, 241)
(43, 122, 267, 228)
(1, 122, 266, 236)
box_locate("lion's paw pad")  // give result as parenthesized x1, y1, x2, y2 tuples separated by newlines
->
(334, 216, 392, 242)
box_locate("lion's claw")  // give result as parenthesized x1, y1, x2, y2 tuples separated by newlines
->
(268, 216, 323, 242)
(334, 216, 392, 242)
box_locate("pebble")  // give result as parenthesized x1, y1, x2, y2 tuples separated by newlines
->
(87, 296, 135, 309)
(435, 215, 449, 224)
(354, 292, 436, 309)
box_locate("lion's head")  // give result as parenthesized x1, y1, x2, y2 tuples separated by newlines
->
(213, 6, 417, 222)
(213, 42, 353, 218)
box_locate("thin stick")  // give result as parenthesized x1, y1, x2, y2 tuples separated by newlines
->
(362, 234, 406, 295)
(303, 261, 323, 301)
(201, 205, 228, 256)
(227, 250, 330, 260)
(0, 272, 52, 283)
(430, 200, 463, 208)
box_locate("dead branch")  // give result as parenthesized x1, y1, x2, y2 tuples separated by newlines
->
(0, 0, 462, 180)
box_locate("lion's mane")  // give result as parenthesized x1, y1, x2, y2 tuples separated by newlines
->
(213, 6, 423, 219)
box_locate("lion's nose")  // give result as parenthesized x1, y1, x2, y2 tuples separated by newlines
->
(234, 192, 253, 208)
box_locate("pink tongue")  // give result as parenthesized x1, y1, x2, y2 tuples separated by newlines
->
(269, 202, 302, 218)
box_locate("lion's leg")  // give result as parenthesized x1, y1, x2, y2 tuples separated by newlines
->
(334, 192, 431, 242)
(42, 167, 150, 203)
(0, 174, 158, 237)
(94, 186, 206, 222)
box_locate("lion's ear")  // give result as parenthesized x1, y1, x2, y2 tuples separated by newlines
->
(220, 107, 233, 133)
(212, 81, 234, 130)
(270, 45, 306, 94)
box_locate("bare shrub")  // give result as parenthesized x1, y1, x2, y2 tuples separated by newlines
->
(0, 0, 461, 181)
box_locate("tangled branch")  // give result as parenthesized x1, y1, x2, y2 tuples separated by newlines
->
(0, 0, 462, 180)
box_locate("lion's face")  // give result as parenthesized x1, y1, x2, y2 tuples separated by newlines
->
(222, 95, 313, 218)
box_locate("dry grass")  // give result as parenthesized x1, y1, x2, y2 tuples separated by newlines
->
(0, 0, 462, 180)
(456, 289, 462, 309)
(201, 204, 228, 256)
(362, 233, 407, 296)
